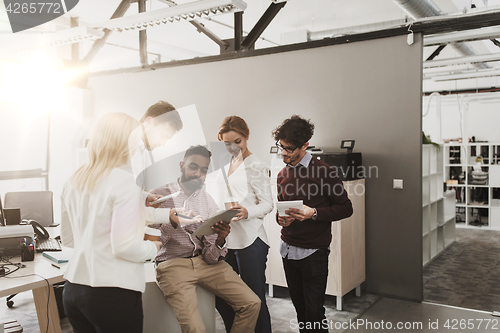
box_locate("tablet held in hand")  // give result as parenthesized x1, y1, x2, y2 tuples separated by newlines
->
(192, 210, 239, 236)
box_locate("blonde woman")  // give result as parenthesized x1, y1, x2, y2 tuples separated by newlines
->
(61, 113, 161, 333)
(214, 116, 273, 333)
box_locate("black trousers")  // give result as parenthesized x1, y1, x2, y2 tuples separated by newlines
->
(282, 249, 330, 333)
(63, 281, 143, 333)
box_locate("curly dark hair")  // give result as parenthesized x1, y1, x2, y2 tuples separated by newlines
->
(272, 115, 315, 148)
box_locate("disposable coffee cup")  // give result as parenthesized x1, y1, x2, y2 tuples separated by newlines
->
(224, 198, 239, 210)
(144, 227, 161, 242)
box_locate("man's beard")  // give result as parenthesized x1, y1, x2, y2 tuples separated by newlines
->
(181, 174, 204, 192)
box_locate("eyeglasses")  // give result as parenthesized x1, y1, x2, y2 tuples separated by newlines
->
(275, 141, 297, 154)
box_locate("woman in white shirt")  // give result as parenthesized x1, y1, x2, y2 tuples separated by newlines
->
(214, 116, 273, 333)
(61, 113, 161, 333)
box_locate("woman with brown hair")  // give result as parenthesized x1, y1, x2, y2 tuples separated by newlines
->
(214, 115, 273, 333)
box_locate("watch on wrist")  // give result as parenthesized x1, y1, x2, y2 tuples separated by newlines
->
(312, 208, 318, 220)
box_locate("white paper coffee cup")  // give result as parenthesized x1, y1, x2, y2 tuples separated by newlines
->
(224, 198, 239, 210)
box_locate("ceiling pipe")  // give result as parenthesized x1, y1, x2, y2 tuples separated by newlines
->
(394, 0, 442, 17)
(393, 0, 489, 69)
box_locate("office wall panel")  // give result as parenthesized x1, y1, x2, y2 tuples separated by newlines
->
(89, 34, 423, 301)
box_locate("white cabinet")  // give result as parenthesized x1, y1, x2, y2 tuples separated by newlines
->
(423, 144, 456, 266)
(264, 178, 365, 311)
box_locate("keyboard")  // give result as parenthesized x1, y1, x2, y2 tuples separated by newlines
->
(36, 238, 62, 252)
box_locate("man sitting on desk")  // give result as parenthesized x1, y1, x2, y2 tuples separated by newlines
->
(150, 145, 261, 333)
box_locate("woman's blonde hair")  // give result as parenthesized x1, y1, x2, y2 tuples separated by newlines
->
(217, 115, 249, 141)
(71, 112, 139, 192)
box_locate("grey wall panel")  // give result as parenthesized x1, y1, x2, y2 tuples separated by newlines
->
(89, 33, 423, 301)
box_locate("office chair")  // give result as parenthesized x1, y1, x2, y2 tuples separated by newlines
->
(4, 191, 55, 308)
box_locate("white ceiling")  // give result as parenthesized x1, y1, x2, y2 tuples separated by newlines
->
(2, 0, 500, 90)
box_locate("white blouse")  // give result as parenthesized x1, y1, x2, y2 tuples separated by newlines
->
(213, 154, 274, 249)
(61, 166, 158, 293)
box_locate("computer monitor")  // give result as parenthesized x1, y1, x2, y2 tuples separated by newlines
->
(0, 196, 5, 226)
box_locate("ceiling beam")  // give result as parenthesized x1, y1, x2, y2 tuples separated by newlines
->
(87, 9, 500, 77)
(234, 12, 243, 52)
(80, 0, 132, 68)
(139, 0, 148, 67)
(408, 10, 500, 36)
(425, 44, 446, 61)
(425, 68, 500, 81)
(423, 87, 500, 96)
(190, 21, 229, 49)
(241, 2, 286, 51)
(423, 64, 471, 75)
(424, 26, 500, 46)
(491, 38, 500, 48)
(424, 52, 500, 68)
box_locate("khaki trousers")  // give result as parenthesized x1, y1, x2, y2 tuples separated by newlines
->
(156, 256, 261, 333)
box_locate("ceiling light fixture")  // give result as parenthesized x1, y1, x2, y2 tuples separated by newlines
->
(97, 0, 247, 32)
(10, 26, 105, 52)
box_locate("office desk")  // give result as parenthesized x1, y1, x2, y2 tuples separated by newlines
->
(0, 253, 66, 333)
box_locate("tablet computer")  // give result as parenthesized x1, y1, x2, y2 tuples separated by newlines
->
(276, 200, 304, 216)
(192, 209, 239, 236)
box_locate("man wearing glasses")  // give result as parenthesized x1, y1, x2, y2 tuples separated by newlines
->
(272, 115, 353, 333)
